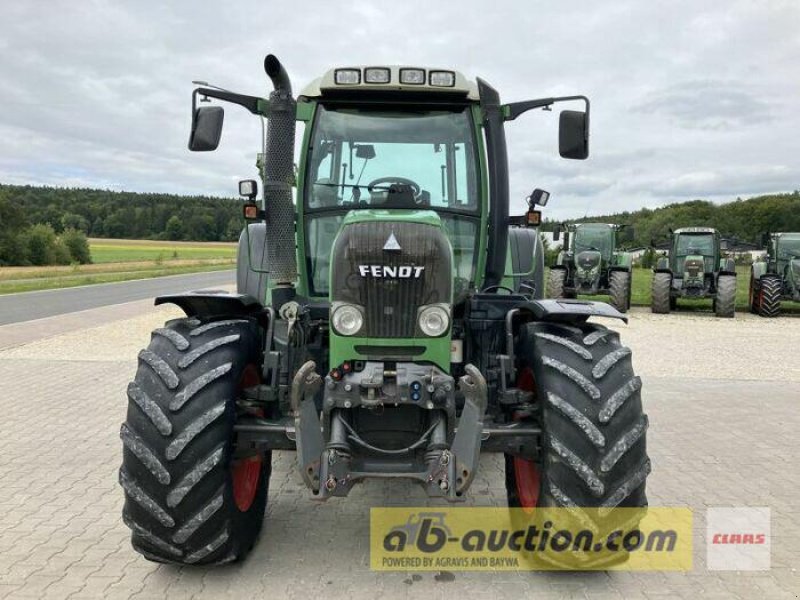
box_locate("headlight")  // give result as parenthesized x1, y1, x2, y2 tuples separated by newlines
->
(418, 305, 450, 337)
(332, 304, 364, 336)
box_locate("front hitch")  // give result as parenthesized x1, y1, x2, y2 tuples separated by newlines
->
(291, 360, 488, 501)
(292, 361, 324, 491)
(448, 364, 488, 496)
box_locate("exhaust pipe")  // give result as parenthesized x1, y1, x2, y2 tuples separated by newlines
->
(261, 54, 297, 289)
(264, 54, 292, 96)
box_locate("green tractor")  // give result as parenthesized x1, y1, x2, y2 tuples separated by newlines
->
(547, 223, 634, 312)
(651, 227, 737, 317)
(119, 56, 649, 566)
(750, 232, 800, 317)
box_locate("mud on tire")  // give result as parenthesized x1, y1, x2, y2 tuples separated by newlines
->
(120, 317, 270, 565)
(505, 321, 649, 566)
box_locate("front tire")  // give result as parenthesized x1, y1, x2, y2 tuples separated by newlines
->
(547, 268, 567, 299)
(714, 274, 736, 318)
(505, 322, 650, 565)
(120, 317, 270, 565)
(651, 272, 672, 313)
(757, 276, 782, 318)
(608, 271, 631, 313)
(749, 273, 761, 314)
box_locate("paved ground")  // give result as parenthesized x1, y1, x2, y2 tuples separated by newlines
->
(0, 306, 798, 599)
(0, 270, 234, 326)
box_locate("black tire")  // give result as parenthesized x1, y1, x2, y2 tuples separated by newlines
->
(749, 273, 761, 315)
(651, 272, 672, 314)
(547, 268, 567, 299)
(757, 276, 782, 318)
(505, 322, 649, 566)
(714, 275, 736, 318)
(608, 271, 631, 313)
(120, 317, 270, 565)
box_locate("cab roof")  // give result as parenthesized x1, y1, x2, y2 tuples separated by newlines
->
(674, 227, 717, 234)
(299, 66, 479, 101)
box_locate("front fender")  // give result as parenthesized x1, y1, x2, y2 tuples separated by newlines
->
(654, 256, 670, 272)
(719, 257, 736, 275)
(155, 291, 263, 319)
(613, 252, 633, 270)
(751, 261, 768, 280)
(515, 298, 628, 325)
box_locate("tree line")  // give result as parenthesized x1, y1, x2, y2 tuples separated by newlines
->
(0, 184, 243, 244)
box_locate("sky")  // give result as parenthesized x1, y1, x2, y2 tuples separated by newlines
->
(1, 0, 798, 219)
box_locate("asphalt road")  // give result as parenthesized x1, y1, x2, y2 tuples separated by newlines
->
(0, 270, 235, 326)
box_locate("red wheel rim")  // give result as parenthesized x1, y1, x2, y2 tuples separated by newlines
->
(513, 457, 541, 511)
(232, 456, 262, 512)
(232, 364, 262, 512)
(513, 367, 541, 512)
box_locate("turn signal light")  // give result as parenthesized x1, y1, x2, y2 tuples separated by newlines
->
(243, 203, 263, 220)
(525, 209, 542, 227)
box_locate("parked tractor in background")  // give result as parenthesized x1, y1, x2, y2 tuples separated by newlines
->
(750, 232, 800, 317)
(117, 55, 650, 567)
(547, 223, 634, 312)
(651, 227, 736, 317)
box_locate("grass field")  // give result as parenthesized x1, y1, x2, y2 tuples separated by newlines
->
(0, 239, 236, 294)
(88, 238, 235, 263)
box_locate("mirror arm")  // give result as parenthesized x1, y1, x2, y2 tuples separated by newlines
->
(504, 95, 590, 121)
(192, 88, 267, 116)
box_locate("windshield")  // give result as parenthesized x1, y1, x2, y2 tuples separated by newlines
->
(573, 225, 613, 259)
(305, 105, 479, 211)
(303, 105, 481, 300)
(676, 234, 714, 256)
(777, 237, 800, 259)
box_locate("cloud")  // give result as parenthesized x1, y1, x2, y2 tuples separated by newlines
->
(0, 0, 798, 222)
(634, 80, 775, 130)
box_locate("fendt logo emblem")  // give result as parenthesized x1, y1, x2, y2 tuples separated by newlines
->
(358, 265, 425, 278)
(383, 232, 402, 252)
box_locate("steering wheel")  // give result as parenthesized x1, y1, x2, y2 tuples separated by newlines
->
(367, 176, 421, 197)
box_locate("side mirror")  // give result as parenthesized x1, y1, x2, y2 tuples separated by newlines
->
(553, 228, 561, 242)
(355, 144, 376, 160)
(528, 188, 550, 207)
(189, 106, 224, 151)
(720, 240, 729, 251)
(239, 179, 258, 200)
(760, 232, 770, 247)
(623, 226, 635, 242)
(559, 110, 589, 160)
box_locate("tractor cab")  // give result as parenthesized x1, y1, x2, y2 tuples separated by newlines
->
(773, 233, 800, 278)
(297, 71, 483, 304)
(671, 227, 719, 290)
(570, 223, 616, 278)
